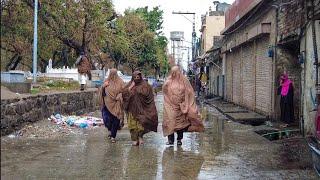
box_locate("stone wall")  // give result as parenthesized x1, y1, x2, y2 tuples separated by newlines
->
(2, 82, 31, 94)
(1, 89, 100, 136)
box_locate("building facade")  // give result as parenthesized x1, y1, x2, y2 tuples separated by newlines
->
(200, 10, 225, 55)
(221, 0, 320, 135)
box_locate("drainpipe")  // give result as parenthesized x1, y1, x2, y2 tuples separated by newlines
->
(311, 0, 319, 104)
(271, 4, 279, 122)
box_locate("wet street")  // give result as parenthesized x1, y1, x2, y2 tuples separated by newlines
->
(1, 94, 318, 179)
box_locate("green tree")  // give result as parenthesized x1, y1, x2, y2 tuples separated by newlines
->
(1, 1, 33, 71)
(22, 0, 116, 70)
(1, 0, 117, 71)
(134, 6, 168, 77)
(105, 11, 155, 72)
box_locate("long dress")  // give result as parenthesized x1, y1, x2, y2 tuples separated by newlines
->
(278, 83, 294, 124)
(162, 68, 204, 137)
(99, 69, 125, 137)
(100, 87, 121, 138)
(122, 71, 158, 141)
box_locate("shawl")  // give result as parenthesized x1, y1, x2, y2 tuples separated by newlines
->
(122, 71, 158, 132)
(162, 66, 204, 136)
(103, 69, 125, 122)
(281, 74, 292, 96)
(77, 56, 91, 74)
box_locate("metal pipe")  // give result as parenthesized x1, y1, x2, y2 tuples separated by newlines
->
(311, 0, 319, 101)
(32, 0, 38, 83)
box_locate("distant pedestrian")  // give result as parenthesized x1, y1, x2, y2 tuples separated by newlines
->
(122, 70, 158, 146)
(278, 73, 294, 127)
(162, 66, 204, 146)
(152, 79, 159, 95)
(99, 69, 125, 143)
(76, 51, 92, 91)
(196, 73, 202, 96)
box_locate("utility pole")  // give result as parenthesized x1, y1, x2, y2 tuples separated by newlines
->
(33, 0, 38, 83)
(180, 46, 191, 72)
(172, 11, 196, 62)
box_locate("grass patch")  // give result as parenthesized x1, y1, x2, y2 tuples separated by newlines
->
(29, 80, 80, 94)
(31, 88, 40, 94)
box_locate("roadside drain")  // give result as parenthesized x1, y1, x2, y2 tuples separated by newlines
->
(255, 129, 300, 141)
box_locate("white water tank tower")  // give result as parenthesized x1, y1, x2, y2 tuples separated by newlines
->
(170, 31, 184, 67)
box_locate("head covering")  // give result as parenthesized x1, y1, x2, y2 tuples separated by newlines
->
(280, 73, 292, 96)
(162, 66, 204, 136)
(122, 71, 158, 132)
(102, 68, 125, 122)
(132, 70, 143, 85)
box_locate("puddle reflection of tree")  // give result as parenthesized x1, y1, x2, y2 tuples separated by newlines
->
(162, 146, 204, 179)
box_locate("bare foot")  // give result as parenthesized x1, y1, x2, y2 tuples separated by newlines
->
(132, 141, 139, 146)
(139, 137, 144, 145)
(111, 138, 116, 143)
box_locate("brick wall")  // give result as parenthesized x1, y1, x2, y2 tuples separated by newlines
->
(278, 0, 306, 41)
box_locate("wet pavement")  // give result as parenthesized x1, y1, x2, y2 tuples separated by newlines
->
(1, 94, 318, 179)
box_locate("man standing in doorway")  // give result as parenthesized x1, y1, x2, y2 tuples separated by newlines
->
(76, 51, 92, 91)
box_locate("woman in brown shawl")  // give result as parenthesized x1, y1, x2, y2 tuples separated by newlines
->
(162, 66, 204, 146)
(99, 69, 125, 143)
(123, 70, 158, 146)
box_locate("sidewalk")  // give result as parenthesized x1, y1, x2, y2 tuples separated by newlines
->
(203, 96, 267, 126)
(202, 96, 301, 140)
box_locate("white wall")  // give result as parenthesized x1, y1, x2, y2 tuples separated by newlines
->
(301, 20, 320, 135)
(45, 66, 79, 81)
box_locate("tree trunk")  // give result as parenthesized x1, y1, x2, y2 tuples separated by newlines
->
(39, 58, 48, 72)
(62, 47, 69, 67)
(5, 53, 22, 71)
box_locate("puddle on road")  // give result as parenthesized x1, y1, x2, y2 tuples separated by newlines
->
(1, 95, 317, 179)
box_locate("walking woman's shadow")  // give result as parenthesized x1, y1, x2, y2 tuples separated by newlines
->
(161, 146, 204, 179)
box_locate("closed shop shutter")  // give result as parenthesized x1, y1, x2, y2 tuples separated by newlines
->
(232, 49, 241, 104)
(209, 66, 213, 95)
(241, 43, 255, 110)
(255, 36, 272, 114)
(219, 75, 224, 97)
(226, 53, 233, 101)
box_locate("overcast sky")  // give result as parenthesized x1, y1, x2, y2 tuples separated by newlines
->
(112, 0, 235, 69)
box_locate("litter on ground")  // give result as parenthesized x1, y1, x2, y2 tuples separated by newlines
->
(48, 113, 104, 129)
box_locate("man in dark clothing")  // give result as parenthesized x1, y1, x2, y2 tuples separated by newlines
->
(75, 52, 92, 90)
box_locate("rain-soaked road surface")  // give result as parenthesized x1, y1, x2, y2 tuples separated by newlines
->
(1, 94, 318, 179)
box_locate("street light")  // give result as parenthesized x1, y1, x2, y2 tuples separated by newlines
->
(32, 0, 38, 83)
(172, 11, 196, 61)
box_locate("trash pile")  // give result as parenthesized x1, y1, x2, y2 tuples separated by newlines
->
(48, 113, 104, 129)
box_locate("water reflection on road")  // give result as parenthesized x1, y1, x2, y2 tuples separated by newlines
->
(1, 94, 317, 179)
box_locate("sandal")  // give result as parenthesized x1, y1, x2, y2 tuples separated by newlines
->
(166, 141, 174, 145)
(107, 134, 112, 139)
(177, 140, 182, 146)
